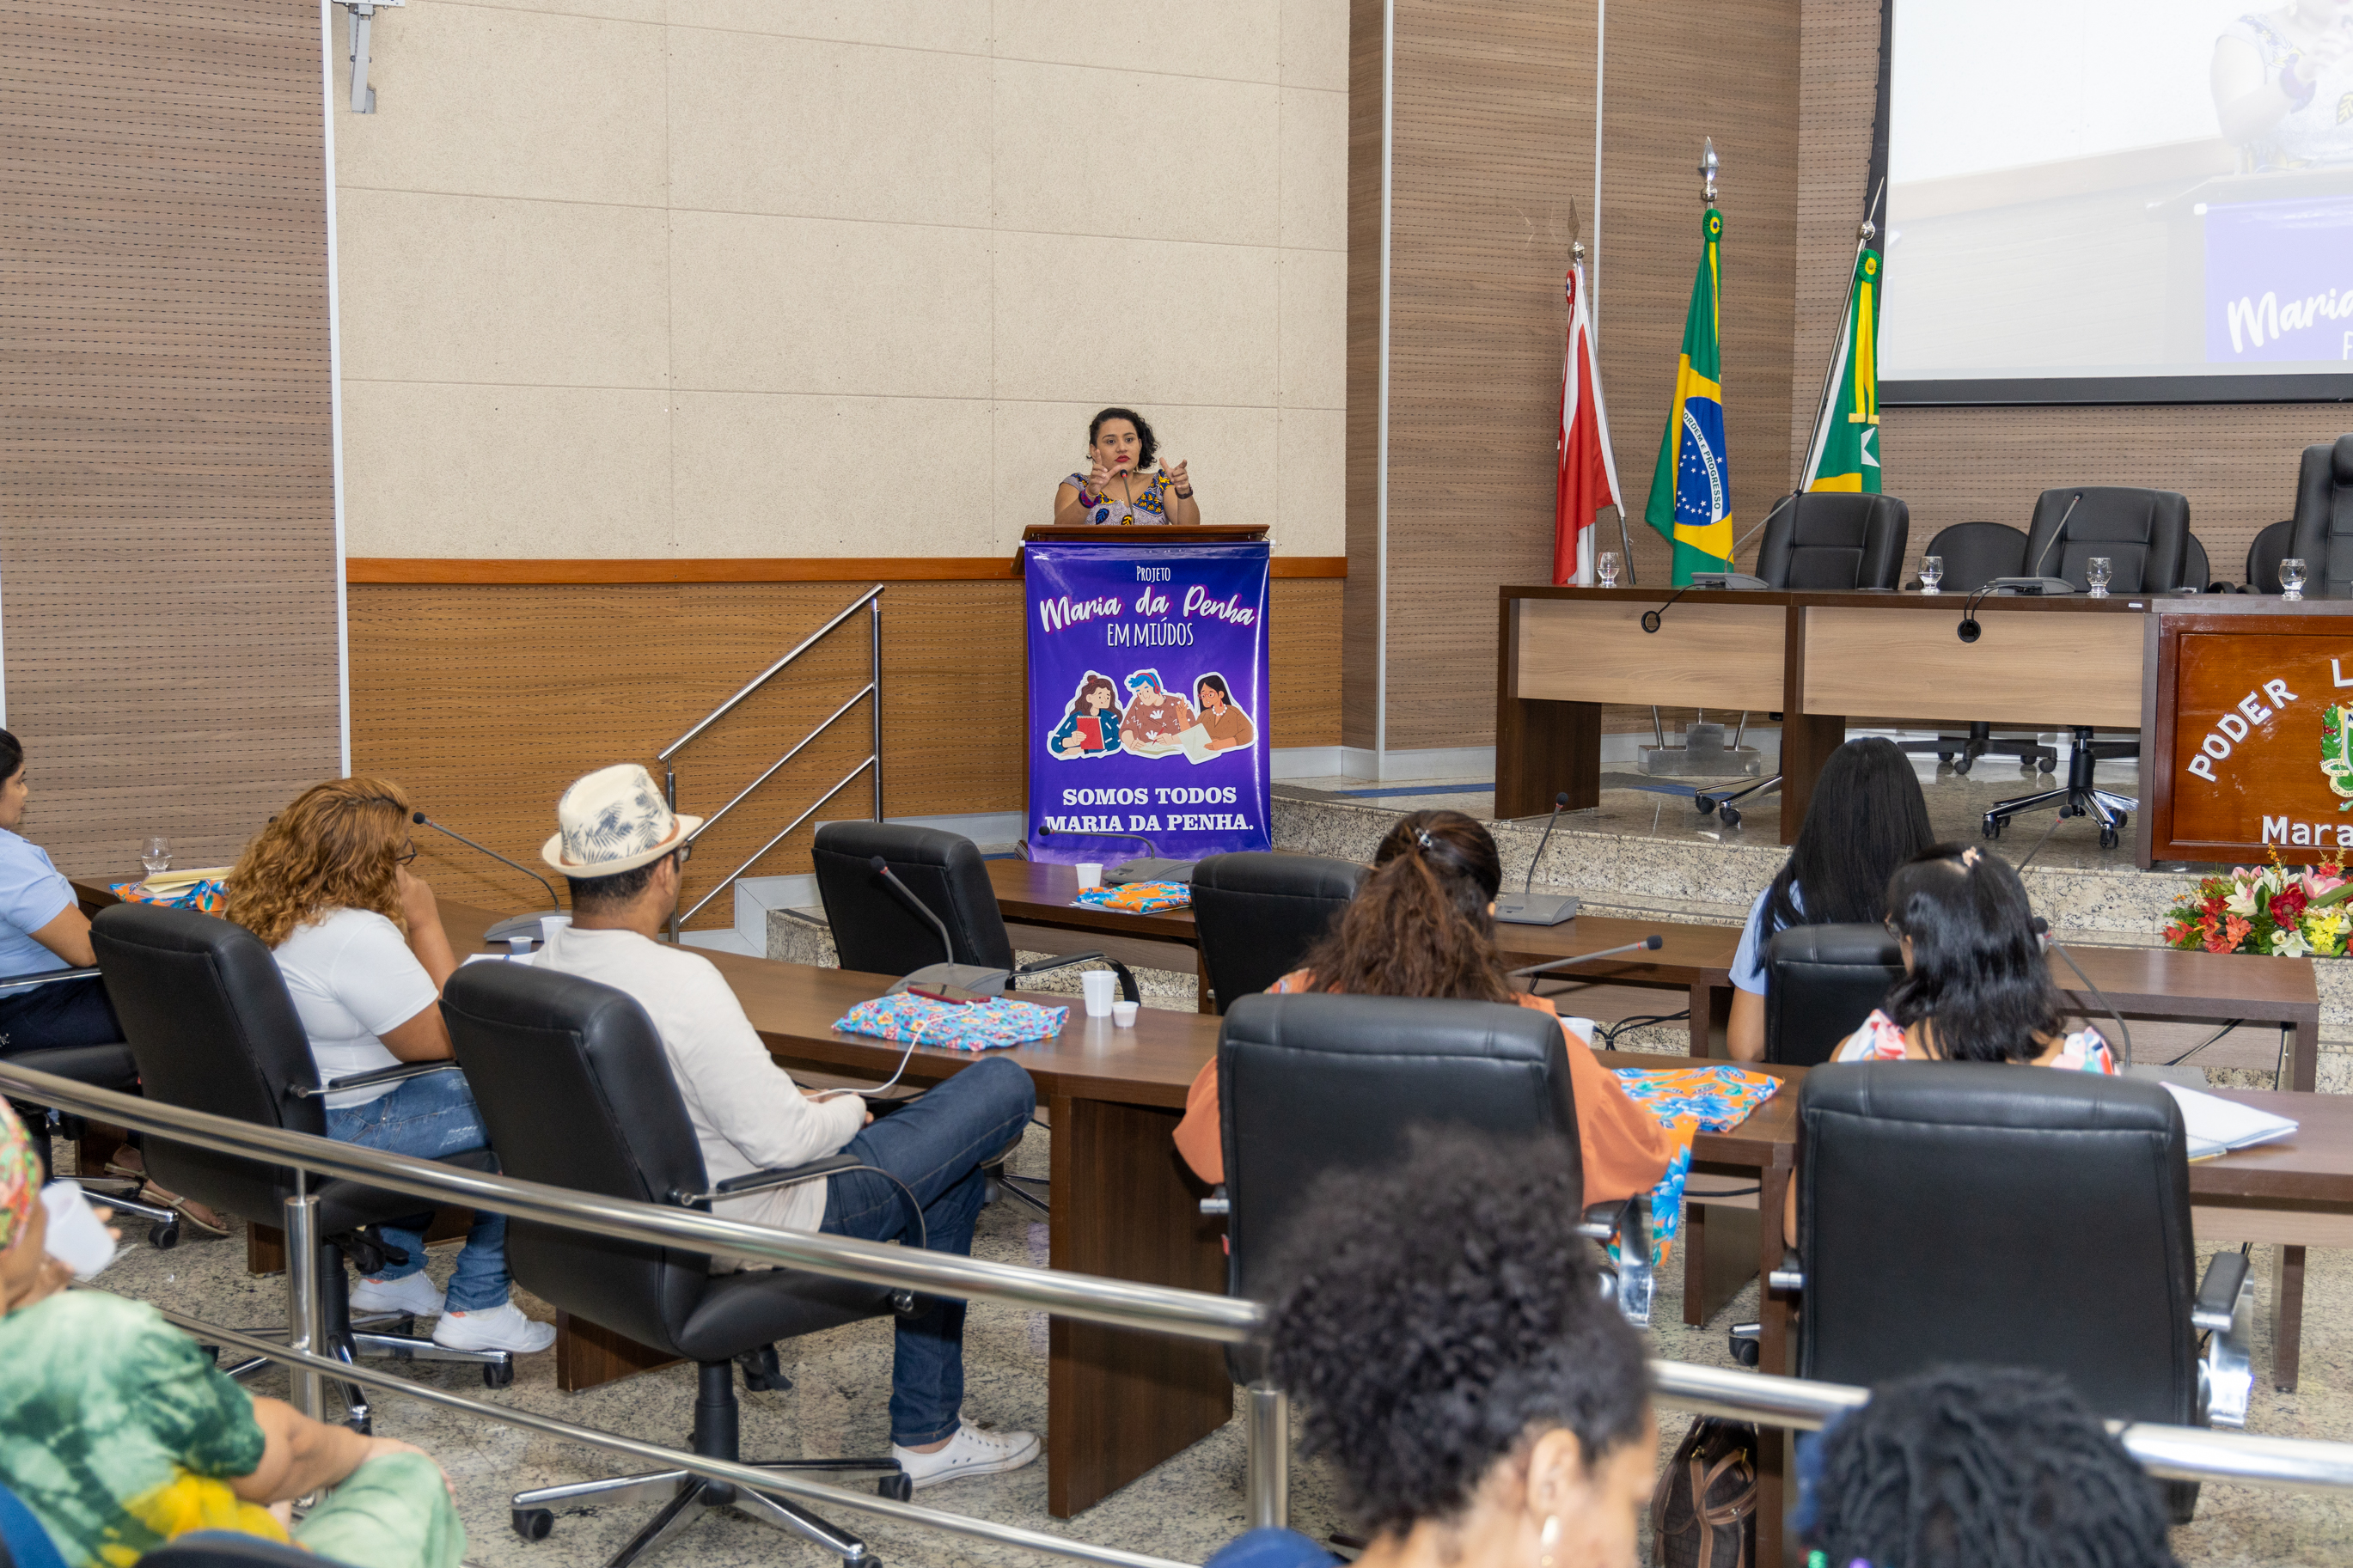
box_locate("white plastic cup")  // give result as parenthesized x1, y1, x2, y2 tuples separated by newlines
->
(541, 914, 572, 947)
(40, 1181, 117, 1278)
(1111, 999, 1140, 1028)
(1075, 863, 1105, 891)
(1081, 969, 1117, 1017)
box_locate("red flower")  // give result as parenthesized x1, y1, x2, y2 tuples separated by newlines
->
(2205, 915, 2254, 955)
(2272, 884, 2310, 922)
(2201, 894, 2227, 917)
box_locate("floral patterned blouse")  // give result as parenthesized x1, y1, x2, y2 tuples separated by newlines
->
(1830, 1007, 2119, 1074)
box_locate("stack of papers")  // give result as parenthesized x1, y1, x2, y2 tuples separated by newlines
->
(2160, 1082, 2299, 1161)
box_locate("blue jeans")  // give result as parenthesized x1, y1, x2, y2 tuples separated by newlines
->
(323, 1071, 512, 1313)
(0, 975, 122, 1055)
(820, 1055, 1036, 1446)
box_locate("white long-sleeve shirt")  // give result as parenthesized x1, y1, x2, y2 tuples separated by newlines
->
(535, 924, 865, 1233)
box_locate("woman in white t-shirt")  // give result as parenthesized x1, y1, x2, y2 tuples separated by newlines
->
(227, 778, 552, 1356)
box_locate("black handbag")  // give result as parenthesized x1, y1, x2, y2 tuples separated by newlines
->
(1651, 1416, 1758, 1568)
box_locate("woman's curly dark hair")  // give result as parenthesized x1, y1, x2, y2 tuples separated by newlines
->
(1266, 1128, 1651, 1537)
(1088, 406, 1158, 468)
(1806, 1365, 2179, 1568)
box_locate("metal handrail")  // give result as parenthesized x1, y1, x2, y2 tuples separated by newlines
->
(658, 585, 885, 761)
(0, 1061, 1256, 1344)
(9, 1058, 2353, 1509)
(658, 583, 885, 946)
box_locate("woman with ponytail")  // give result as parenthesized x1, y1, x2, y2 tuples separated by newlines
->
(1170, 811, 1676, 1205)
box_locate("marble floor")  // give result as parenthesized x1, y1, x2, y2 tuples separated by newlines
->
(65, 1123, 2353, 1568)
(1281, 734, 2150, 875)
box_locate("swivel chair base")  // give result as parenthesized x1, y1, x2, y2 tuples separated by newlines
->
(318, 1248, 514, 1431)
(1696, 774, 1779, 830)
(1982, 727, 2136, 850)
(511, 1361, 907, 1568)
(1900, 722, 2057, 776)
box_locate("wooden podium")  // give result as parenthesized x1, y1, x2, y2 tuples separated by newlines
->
(1017, 522, 1269, 569)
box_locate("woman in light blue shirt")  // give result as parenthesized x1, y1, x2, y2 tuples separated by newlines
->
(1726, 736, 1934, 1060)
(0, 731, 119, 1056)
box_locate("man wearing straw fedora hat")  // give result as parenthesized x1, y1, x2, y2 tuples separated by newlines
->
(532, 765, 1042, 1488)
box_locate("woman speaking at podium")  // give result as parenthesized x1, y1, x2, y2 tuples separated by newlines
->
(1053, 407, 1198, 526)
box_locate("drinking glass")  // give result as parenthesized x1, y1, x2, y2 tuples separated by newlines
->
(1918, 555, 1943, 595)
(2282, 557, 2308, 601)
(140, 836, 171, 876)
(1597, 552, 1622, 589)
(2086, 557, 2113, 598)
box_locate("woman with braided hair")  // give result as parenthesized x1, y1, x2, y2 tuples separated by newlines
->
(1170, 810, 1676, 1204)
(1799, 1364, 2179, 1568)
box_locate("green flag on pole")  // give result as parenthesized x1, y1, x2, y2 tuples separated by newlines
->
(1801, 246, 1881, 493)
(1643, 207, 1734, 584)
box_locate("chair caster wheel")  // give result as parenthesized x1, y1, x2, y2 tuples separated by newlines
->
(1953, 757, 1973, 775)
(2099, 826, 2119, 851)
(1695, 797, 1718, 816)
(877, 1472, 914, 1502)
(512, 1509, 554, 1542)
(482, 1358, 515, 1388)
(1982, 817, 2002, 839)
(1719, 806, 1740, 829)
(149, 1218, 180, 1250)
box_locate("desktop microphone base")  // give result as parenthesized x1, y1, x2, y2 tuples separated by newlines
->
(1494, 893, 1580, 926)
(889, 963, 1011, 1000)
(485, 912, 564, 946)
(1108, 857, 1198, 885)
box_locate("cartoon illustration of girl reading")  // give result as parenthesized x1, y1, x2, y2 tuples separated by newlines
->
(1049, 670, 1124, 759)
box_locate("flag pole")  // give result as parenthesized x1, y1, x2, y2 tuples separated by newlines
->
(1577, 236, 1640, 588)
(1794, 179, 1883, 492)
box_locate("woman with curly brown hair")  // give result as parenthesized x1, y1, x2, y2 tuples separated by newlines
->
(1171, 810, 1676, 1205)
(229, 778, 551, 1357)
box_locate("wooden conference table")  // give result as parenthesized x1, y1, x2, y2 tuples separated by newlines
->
(987, 860, 2323, 1091)
(1494, 585, 2353, 856)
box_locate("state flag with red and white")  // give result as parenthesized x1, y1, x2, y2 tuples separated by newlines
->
(1554, 259, 1623, 586)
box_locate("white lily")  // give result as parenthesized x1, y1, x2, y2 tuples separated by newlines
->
(2274, 926, 2315, 958)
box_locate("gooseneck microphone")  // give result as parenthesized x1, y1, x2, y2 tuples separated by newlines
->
(414, 812, 560, 909)
(1511, 934, 1665, 981)
(1641, 490, 1802, 634)
(1494, 792, 1580, 926)
(871, 855, 1012, 999)
(2030, 913, 2135, 1068)
(1959, 491, 2085, 643)
(1040, 824, 1158, 859)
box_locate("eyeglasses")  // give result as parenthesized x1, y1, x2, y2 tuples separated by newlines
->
(674, 841, 693, 866)
(394, 839, 419, 865)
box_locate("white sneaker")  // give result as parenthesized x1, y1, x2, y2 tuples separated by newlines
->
(350, 1272, 445, 1318)
(431, 1300, 555, 1353)
(890, 1422, 1042, 1490)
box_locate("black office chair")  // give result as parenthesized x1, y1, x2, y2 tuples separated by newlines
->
(1896, 522, 2057, 777)
(1217, 991, 1647, 1347)
(1189, 853, 1366, 1013)
(443, 962, 909, 1567)
(1696, 494, 1910, 828)
(2287, 435, 2353, 596)
(1772, 1063, 2252, 1523)
(811, 821, 1121, 1214)
(2245, 518, 2295, 595)
(0, 966, 182, 1242)
(1983, 488, 2190, 846)
(1761, 924, 1902, 1068)
(89, 905, 514, 1425)
(2182, 534, 2215, 594)
(2017, 485, 2190, 594)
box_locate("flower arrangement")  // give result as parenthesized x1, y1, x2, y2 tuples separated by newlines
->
(2163, 856, 2353, 957)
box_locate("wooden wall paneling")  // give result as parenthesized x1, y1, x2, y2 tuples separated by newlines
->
(352, 579, 1343, 924)
(1380, 0, 1598, 753)
(1344, 0, 1386, 752)
(1595, 2, 1801, 597)
(0, 0, 340, 876)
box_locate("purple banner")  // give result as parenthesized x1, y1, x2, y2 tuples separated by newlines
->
(1026, 540, 1272, 865)
(2204, 194, 2353, 365)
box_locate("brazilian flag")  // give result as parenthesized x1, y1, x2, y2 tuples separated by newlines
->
(1802, 246, 1881, 493)
(1644, 207, 1733, 584)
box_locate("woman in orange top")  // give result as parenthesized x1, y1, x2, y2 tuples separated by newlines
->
(1171, 810, 1676, 1207)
